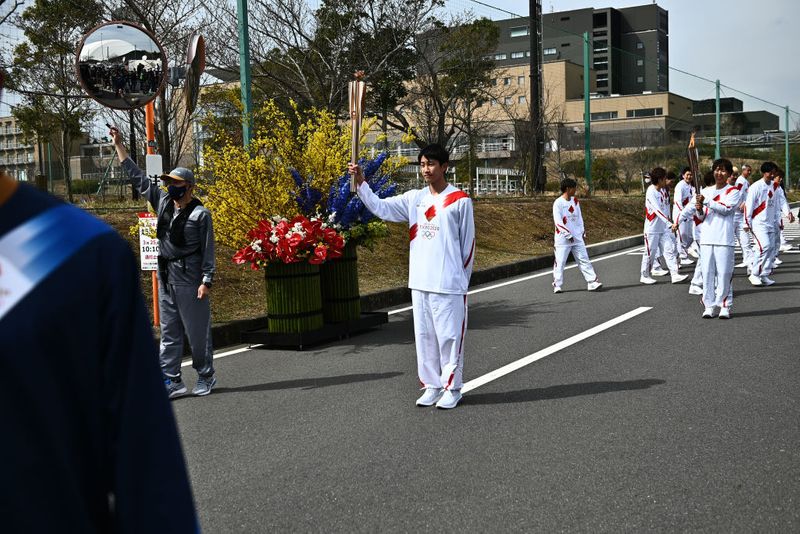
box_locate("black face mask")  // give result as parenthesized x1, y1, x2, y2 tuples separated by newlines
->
(167, 184, 188, 200)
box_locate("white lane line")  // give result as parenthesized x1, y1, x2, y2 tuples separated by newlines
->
(181, 344, 263, 367)
(387, 246, 641, 315)
(461, 306, 652, 394)
(204, 244, 645, 363)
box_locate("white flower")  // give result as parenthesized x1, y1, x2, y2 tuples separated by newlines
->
(269, 234, 279, 244)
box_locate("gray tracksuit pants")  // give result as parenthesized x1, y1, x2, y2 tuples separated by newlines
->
(159, 282, 214, 378)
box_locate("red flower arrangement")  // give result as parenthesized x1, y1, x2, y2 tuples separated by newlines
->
(233, 215, 345, 269)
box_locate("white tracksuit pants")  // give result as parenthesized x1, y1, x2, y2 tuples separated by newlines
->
(735, 221, 753, 268)
(749, 227, 774, 277)
(676, 219, 694, 259)
(768, 228, 782, 273)
(700, 244, 734, 309)
(411, 290, 467, 391)
(641, 232, 679, 277)
(552, 242, 598, 289)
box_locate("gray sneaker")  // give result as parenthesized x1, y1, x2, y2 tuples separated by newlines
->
(165, 377, 188, 399)
(193, 375, 217, 396)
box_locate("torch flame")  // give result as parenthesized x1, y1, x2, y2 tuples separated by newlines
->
(688, 131, 696, 149)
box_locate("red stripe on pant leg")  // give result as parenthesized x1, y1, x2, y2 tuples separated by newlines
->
(751, 233, 763, 274)
(444, 373, 455, 391)
(457, 294, 467, 356)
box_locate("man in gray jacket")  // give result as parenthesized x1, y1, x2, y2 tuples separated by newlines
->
(111, 128, 217, 398)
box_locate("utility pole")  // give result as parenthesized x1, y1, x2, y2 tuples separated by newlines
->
(237, 0, 253, 147)
(528, 0, 544, 193)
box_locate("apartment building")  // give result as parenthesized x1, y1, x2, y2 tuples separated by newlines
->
(0, 115, 37, 181)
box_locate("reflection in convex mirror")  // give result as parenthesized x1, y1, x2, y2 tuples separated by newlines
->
(76, 21, 167, 110)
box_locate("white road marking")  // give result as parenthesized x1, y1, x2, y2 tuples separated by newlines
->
(387, 246, 640, 315)
(182, 344, 263, 367)
(461, 306, 652, 394)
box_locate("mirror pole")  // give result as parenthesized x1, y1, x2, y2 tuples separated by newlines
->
(236, 0, 253, 147)
(144, 100, 160, 328)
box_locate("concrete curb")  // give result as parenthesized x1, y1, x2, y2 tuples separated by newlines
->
(210, 234, 644, 349)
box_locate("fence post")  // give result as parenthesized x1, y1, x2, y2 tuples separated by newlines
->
(583, 31, 592, 194)
(715, 79, 721, 159)
(786, 106, 791, 189)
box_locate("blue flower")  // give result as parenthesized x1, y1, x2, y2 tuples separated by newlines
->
(325, 152, 397, 229)
(291, 168, 323, 216)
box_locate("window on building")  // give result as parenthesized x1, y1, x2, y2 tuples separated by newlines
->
(590, 111, 617, 121)
(511, 51, 525, 59)
(491, 99, 498, 106)
(560, 16, 570, 21)
(510, 26, 529, 38)
(503, 77, 511, 85)
(543, 47, 557, 55)
(504, 96, 513, 105)
(637, 76, 644, 83)
(518, 95, 526, 104)
(518, 76, 525, 85)
(495, 53, 507, 60)
(593, 30, 607, 37)
(561, 43, 571, 47)
(637, 59, 644, 67)
(593, 40, 608, 52)
(597, 80, 608, 88)
(593, 12, 608, 27)
(636, 42, 644, 50)
(594, 61, 608, 70)
(626, 107, 663, 118)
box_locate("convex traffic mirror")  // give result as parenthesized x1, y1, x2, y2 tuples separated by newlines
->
(76, 21, 167, 110)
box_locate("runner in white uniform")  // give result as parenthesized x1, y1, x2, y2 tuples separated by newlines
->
(733, 165, 753, 270)
(769, 171, 795, 268)
(552, 177, 602, 293)
(693, 158, 739, 318)
(672, 167, 696, 265)
(351, 144, 475, 410)
(744, 162, 778, 286)
(640, 168, 687, 285)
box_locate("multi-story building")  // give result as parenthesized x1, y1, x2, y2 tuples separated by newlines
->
(0, 115, 37, 181)
(493, 3, 669, 96)
(692, 97, 779, 136)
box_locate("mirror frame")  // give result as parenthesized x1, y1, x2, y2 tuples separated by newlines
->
(75, 20, 168, 110)
(184, 34, 205, 115)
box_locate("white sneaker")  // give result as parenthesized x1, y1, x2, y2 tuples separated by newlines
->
(779, 244, 792, 252)
(415, 388, 444, 407)
(671, 273, 688, 284)
(651, 267, 669, 277)
(773, 258, 783, 266)
(702, 307, 716, 318)
(761, 276, 775, 286)
(688, 247, 700, 259)
(640, 276, 657, 285)
(735, 261, 748, 268)
(688, 284, 703, 295)
(587, 281, 603, 291)
(718, 307, 731, 319)
(553, 286, 562, 294)
(435, 389, 462, 409)
(748, 274, 763, 286)
(680, 258, 695, 266)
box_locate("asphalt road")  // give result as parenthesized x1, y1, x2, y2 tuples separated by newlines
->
(174, 212, 799, 533)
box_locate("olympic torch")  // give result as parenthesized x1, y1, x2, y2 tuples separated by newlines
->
(349, 71, 366, 193)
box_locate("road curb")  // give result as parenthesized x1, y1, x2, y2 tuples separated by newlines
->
(210, 234, 644, 348)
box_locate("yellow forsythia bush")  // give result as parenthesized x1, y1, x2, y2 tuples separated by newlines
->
(201, 100, 353, 250)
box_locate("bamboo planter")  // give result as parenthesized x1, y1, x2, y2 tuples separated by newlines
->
(264, 262, 323, 333)
(320, 241, 361, 323)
